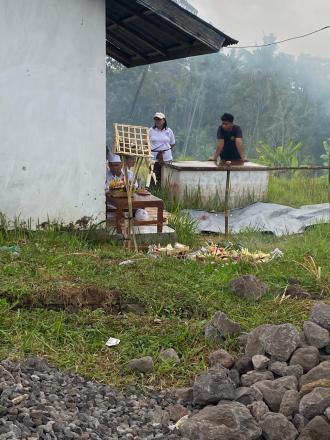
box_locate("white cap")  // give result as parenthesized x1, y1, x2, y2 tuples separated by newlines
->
(154, 112, 166, 120)
(108, 153, 121, 163)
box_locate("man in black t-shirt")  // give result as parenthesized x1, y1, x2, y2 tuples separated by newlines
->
(209, 113, 247, 162)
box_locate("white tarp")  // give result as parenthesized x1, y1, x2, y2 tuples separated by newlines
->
(185, 202, 330, 236)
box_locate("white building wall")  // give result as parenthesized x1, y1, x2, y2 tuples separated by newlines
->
(0, 0, 106, 225)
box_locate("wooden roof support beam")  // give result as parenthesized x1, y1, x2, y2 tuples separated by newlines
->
(106, 41, 132, 66)
(107, 13, 184, 46)
(106, 9, 153, 27)
(107, 19, 167, 57)
(108, 35, 148, 61)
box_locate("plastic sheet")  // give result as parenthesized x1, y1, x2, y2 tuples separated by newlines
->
(184, 202, 329, 236)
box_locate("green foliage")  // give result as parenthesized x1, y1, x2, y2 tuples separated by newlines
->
(321, 138, 330, 166)
(256, 140, 303, 167)
(167, 211, 198, 246)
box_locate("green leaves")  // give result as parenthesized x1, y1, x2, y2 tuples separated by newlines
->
(256, 140, 303, 167)
(321, 138, 330, 166)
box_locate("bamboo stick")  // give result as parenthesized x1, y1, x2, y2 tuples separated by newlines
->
(169, 164, 330, 172)
(123, 156, 136, 251)
(224, 169, 231, 239)
(328, 154, 330, 220)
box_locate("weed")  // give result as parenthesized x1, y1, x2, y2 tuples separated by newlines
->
(168, 212, 198, 247)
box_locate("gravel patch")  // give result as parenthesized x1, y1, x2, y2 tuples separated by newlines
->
(0, 357, 184, 440)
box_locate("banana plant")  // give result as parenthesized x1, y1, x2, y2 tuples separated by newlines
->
(256, 140, 303, 167)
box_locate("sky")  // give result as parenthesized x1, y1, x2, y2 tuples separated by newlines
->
(189, 0, 330, 59)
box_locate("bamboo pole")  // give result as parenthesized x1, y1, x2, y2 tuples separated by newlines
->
(328, 153, 330, 220)
(122, 156, 136, 251)
(169, 164, 330, 172)
(224, 168, 231, 239)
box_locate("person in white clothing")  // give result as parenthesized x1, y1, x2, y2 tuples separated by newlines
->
(149, 112, 175, 185)
(105, 153, 137, 191)
(149, 112, 175, 162)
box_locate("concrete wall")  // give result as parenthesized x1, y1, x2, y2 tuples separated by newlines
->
(0, 0, 106, 225)
(162, 163, 269, 208)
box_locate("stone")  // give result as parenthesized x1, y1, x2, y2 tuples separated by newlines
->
(159, 348, 180, 363)
(252, 376, 298, 412)
(279, 390, 300, 418)
(235, 387, 263, 406)
(285, 284, 311, 299)
(248, 401, 270, 422)
(20, 357, 50, 373)
(310, 302, 330, 332)
(300, 379, 330, 396)
(269, 361, 288, 376)
(299, 388, 330, 420)
(300, 361, 330, 388)
(229, 275, 269, 300)
(168, 404, 189, 422)
(269, 361, 304, 379)
(262, 324, 301, 362)
(284, 365, 305, 379)
(127, 356, 154, 373)
(204, 324, 222, 343)
(208, 349, 235, 369)
(303, 321, 330, 349)
(325, 344, 330, 355)
(175, 387, 193, 405)
(298, 332, 309, 348)
(245, 324, 272, 357)
(151, 407, 170, 427)
(241, 370, 274, 387)
(234, 356, 254, 375)
(290, 347, 319, 373)
(193, 366, 236, 406)
(259, 413, 298, 440)
(298, 416, 330, 440)
(238, 333, 249, 347)
(179, 402, 262, 440)
(325, 407, 330, 421)
(252, 355, 270, 370)
(293, 414, 308, 433)
(228, 368, 240, 387)
(211, 311, 243, 337)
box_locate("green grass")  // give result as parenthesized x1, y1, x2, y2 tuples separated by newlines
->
(0, 223, 329, 387)
(267, 174, 328, 207)
(168, 211, 199, 247)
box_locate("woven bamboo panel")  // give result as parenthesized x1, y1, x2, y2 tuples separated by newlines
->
(113, 123, 151, 157)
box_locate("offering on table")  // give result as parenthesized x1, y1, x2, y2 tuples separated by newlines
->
(109, 176, 125, 190)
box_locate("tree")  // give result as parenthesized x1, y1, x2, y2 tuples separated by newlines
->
(106, 35, 330, 163)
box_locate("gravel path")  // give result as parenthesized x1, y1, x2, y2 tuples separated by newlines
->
(0, 357, 184, 440)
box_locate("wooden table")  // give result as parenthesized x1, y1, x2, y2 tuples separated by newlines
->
(106, 193, 164, 233)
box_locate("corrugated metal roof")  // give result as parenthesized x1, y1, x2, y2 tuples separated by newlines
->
(106, 0, 238, 67)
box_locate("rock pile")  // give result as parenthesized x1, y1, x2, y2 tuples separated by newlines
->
(178, 302, 330, 439)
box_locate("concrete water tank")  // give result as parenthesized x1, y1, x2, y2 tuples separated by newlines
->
(162, 161, 269, 208)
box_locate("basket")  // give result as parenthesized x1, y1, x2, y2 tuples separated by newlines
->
(113, 124, 151, 157)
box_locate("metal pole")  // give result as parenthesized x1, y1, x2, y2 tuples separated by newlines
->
(224, 168, 231, 239)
